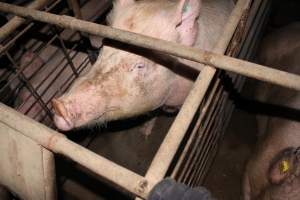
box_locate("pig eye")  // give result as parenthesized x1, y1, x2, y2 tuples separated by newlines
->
(135, 63, 145, 69)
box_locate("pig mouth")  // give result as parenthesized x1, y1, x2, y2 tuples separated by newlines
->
(82, 106, 121, 128)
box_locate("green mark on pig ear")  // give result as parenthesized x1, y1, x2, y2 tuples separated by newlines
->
(183, 2, 190, 13)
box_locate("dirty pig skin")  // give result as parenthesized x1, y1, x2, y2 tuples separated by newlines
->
(52, 0, 233, 131)
(243, 23, 300, 200)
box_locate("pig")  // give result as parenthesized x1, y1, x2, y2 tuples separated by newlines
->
(254, 22, 300, 136)
(243, 23, 300, 200)
(15, 47, 91, 125)
(52, 0, 234, 131)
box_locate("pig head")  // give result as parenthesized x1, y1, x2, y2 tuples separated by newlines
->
(259, 147, 300, 200)
(52, 0, 202, 131)
(243, 98, 300, 200)
(244, 144, 300, 200)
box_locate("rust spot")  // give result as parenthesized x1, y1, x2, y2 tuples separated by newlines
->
(202, 51, 213, 65)
(135, 179, 148, 194)
(124, 16, 135, 30)
(47, 134, 60, 149)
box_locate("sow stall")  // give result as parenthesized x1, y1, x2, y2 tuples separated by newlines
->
(0, 0, 298, 199)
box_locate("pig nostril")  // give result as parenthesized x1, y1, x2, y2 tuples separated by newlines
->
(52, 98, 68, 118)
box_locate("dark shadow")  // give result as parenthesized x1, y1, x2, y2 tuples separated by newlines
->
(56, 156, 131, 200)
(220, 72, 300, 122)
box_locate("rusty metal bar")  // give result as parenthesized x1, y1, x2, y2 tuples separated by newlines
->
(50, 26, 79, 77)
(0, 0, 51, 41)
(175, 83, 224, 182)
(67, 0, 82, 19)
(145, 0, 252, 184)
(0, 2, 300, 91)
(171, 78, 221, 179)
(0, 103, 154, 199)
(190, 96, 227, 185)
(171, 0, 264, 183)
(5, 51, 53, 118)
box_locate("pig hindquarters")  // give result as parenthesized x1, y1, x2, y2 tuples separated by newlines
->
(52, 0, 234, 131)
(243, 23, 300, 200)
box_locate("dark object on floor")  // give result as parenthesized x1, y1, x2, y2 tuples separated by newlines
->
(148, 178, 217, 200)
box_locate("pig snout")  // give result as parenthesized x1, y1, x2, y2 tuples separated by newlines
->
(51, 80, 115, 131)
(52, 98, 74, 131)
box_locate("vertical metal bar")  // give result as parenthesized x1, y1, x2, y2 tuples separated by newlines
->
(6, 52, 53, 118)
(67, 0, 82, 19)
(0, 2, 299, 90)
(0, 103, 155, 199)
(144, 0, 252, 184)
(50, 26, 79, 77)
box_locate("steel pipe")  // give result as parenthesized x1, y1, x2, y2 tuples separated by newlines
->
(67, 0, 82, 19)
(0, 2, 299, 90)
(0, 0, 51, 41)
(145, 0, 252, 184)
(0, 103, 154, 199)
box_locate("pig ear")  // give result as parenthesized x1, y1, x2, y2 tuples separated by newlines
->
(174, 0, 201, 26)
(268, 148, 295, 184)
(174, 0, 201, 46)
(114, 0, 135, 7)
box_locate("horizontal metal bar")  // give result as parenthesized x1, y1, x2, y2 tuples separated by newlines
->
(0, 2, 299, 90)
(0, 103, 154, 199)
(145, 0, 252, 184)
(0, 0, 51, 41)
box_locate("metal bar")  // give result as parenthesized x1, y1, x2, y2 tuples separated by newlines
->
(50, 26, 79, 77)
(145, 0, 252, 184)
(0, 3, 300, 90)
(0, 34, 58, 95)
(0, 103, 154, 199)
(185, 0, 266, 185)
(67, 0, 82, 19)
(171, 79, 221, 180)
(190, 96, 227, 185)
(0, 0, 51, 41)
(186, 92, 225, 185)
(0, 0, 61, 55)
(5, 51, 53, 118)
(179, 85, 224, 183)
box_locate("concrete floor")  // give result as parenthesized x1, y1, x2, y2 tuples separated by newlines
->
(203, 108, 257, 200)
(58, 113, 175, 200)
